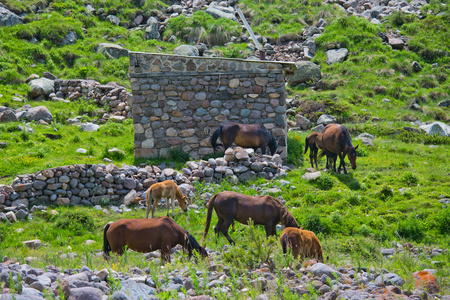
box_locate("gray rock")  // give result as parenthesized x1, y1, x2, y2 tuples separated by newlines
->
(312, 124, 325, 133)
(173, 45, 199, 56)
(326, 48, 349, 64)
(0, 6, 23, 26)
(69, 287, 103, 300)
(145, 17, 160, 40)
(106, 15, 120, 26)
(302, 171, 321, 181)
(309, 263, 342, 280)
(295, 114, 312, 130)
(288, 61, 321, 86)
(419, 122, 450, 137)
(119, 279, 156, 299)
(97, 43, 129, 59)
(61, 31, 78, 46)
(79, 123, 100, 132)
(28, 78, 55, 99)
(23, 239, 42, 249)
(205, 6, 237, 21)
(437, 99, 450, 107)
(0, 110, 18, 123)
(375, 273, 404, 287)
(317, 114, 336, 125)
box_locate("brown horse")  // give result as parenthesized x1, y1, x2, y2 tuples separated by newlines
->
(103, 217, 207, 263)
(145, 180, 188, 219)
(319, 124, 358, 174)
(280, 227, 324, 262)
(202, 191, 299, 245)
(211, 122, 279, 155)
(304, 132, 323, 170)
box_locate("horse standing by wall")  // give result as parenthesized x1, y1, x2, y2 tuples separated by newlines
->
(280, 227, 324, 262)
(145, 180, 188, 219)
(304, 132, 323, 170)
(103, 217, 207, 263)
(202, 191, 299, 245)
(211, 122, 279, 155)
(319, 124, 358, 174)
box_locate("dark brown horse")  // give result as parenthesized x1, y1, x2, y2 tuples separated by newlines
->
(304, 132, 323, 170)
(319, 124, 358, 174)
(211, 122, 279, 155)
(202, 191, 299, 245)
(103, 217, 207, 263)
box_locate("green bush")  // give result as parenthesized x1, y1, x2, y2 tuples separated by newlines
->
(168, 147, 190, 162)
(378, 182, 394, 200)
(397, 215, 425, 242)
(313, 173, 334, 190)
(304, 214, 329, 235)
(286, 132, 303, 167)
(436, 207, 450, 234)
(54, 210, 95, 235)
(401, 171, 419, 186)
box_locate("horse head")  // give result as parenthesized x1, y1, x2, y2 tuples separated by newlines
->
(281, 209, 299, 228)
(179, 195, 188, 212)
(268, 134, 279, 155)
(346, 144, 358, 170)
(187, 233, 208, 259)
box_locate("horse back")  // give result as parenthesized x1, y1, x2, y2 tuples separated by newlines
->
(322, 124, 346, 154)
(107, 218, 187, 253)
(214, 192, 282, 225)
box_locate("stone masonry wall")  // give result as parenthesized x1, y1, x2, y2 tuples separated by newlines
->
(128, 52, 296, 160)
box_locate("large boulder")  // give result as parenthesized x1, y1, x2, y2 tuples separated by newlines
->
(0, 6, 23, 26)
(317, 114, 336, 125)
(173, 45, 199, 56)
(26, 106, 53, 123)
(28, 78, 55, 99)
(288, 61, 321, 86)
(0, 110, 18, 123)
(205, 5, 237, 21)
(145, 17, 160, 40)
(326, 48, 349, 64)
(97, 43, 129, 59)
(106, 15, 120, 26)
(419, 122, 450, 137)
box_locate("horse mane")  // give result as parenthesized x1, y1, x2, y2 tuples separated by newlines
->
(281, 206, 300, 228)
(211, 125, 223, 151)
(340, 126, 354, 149)
(186, 232, 201, 252)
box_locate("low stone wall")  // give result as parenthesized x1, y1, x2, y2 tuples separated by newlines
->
(129, 52, 296, 160)
(54, 79, 132, 119)
(0, 150, 287, 215)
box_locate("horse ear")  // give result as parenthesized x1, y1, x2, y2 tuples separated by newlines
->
(355, 144, 359, 150)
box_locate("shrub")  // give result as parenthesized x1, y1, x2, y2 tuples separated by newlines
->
(54, 210, 95, 235)
(286, 131, 303, 167)
(168, 147, 190, 162)
(397, 215, 425, 242)
(436, 207, 450, 234)
(378, 182, 393, 200)
(304, 214, 329, 235)
(401, 171, 419, 186)
(313, 173, 334, 190)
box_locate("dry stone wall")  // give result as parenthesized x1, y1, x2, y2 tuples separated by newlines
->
(128, 52, 296, 159)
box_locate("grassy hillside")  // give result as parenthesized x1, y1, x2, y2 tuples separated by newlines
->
(0, 0, 449, 297)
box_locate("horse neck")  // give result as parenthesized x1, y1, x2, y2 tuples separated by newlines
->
(342, 128, 354, 150)
(281, 207, 299, 228)
(175, 186, 183, 199)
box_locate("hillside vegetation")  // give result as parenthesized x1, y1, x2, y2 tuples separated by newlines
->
(0, 0, 449, 298)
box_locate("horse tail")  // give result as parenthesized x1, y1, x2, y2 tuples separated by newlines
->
(147, 187, 153, 207)
(211, 125, 223, 151)
(103, 223, 111, 258)
(202, 194, 216, 242)
(268, 133, 278, 155)
(281, 232, 289, 254)
(304, 137, 310, 155)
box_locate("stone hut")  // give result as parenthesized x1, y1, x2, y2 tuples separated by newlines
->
(128, 52, 296, 160)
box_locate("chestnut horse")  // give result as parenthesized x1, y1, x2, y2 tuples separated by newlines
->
(211, 122, 279, 155)
(103, 217, 207, 263)
(304, 132, 323, 170)
(319, 124, 358, 174)
(146, 180, 188, 219)
(280, 227, 324, 262)
(202, 191, 299, 245)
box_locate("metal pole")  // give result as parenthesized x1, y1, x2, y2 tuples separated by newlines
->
(236, 7, 266, 60)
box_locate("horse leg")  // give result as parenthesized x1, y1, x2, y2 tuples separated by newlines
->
(339, 153, 347, 174)
(313, 149, 319, 170)
(145, 200, 151, 219)
(151, 197, 159, 218)
(221, 218, 235, 245)
(160, 245, 171, 264)
(264, 221, 274, 237)
(214, 218, 224, 243)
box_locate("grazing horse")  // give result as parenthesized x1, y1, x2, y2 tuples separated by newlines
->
(319, 124, 358, 174)
(145, 180, 188, 219)
(211, 122, 279, 155)
(103, 217, 208, 263)
(304, 132, 323, 170)
(202, 191, 299, 245)
(280, 227, 324, 262)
